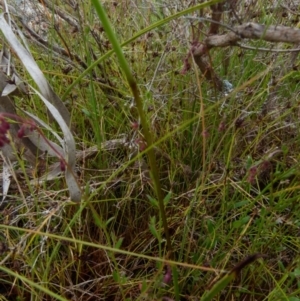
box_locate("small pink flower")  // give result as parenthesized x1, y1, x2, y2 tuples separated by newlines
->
(260, 160, 271, 171)
(163, 265, 172, 285)
(202, 129, 209, 137)
(247, 166, 257, 184)
(135, 138, 147, 151)
(130, 121, 139, 130)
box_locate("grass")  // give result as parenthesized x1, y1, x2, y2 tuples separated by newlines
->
(0, 0, 300, 300)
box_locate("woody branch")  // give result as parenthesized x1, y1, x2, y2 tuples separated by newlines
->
(192, 20, 300, 91)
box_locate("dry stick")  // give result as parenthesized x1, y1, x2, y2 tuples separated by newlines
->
(195, 2, 226, 90)
(208, 3, 224, 89)
(193, 46, 224, 91)
(192, 22, 300, 91)
(0, 0, 84, 70)
(208, 3, 225, 35)
(18, 18, 88, 70)
(188, 3, 226, 91)
(38, 0, 79, 30)
(196, 22, 300, 50)
(237, 43, 300, 52)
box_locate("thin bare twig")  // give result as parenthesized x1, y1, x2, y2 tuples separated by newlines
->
(237, 43, 300, 52)
(191, 21, 300, 91)
(195, 22, 300, 51)
(208, 3, 225, 35)
(38, 0, 79, 30)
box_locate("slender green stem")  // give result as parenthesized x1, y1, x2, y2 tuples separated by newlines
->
(91, 0, 173, 255)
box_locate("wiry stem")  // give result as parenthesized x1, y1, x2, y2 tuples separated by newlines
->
(91, 0, 173, 255)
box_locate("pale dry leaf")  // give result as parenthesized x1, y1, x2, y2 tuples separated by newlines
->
(0, 47, 29, 96)
(2, 159, 11, 202)
(31, 88, 81, 202)
(23, 129, 64, 158)
(2, 82, 17, 96)
(0, 13, 71, 125)
(11, 19, 33, 55)
(24, 110, 64, 144)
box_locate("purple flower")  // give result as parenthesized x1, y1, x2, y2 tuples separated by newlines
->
(163, 265, 172, 285)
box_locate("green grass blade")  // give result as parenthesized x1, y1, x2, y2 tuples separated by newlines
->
(0, 265, 68, 301)
(201, 254, 264, 301)
(91, 0, 172, 254)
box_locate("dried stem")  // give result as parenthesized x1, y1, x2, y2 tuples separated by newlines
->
(191, 18, 300, 91)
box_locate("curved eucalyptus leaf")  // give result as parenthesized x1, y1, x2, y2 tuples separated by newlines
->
(31, 88, 81, 202)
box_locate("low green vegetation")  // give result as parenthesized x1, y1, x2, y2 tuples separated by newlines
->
(0, 0, 299, 300)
